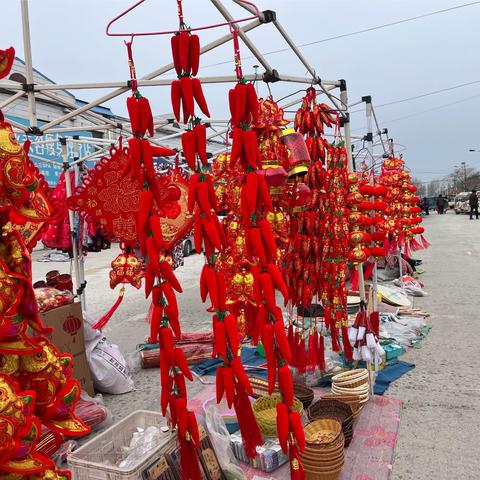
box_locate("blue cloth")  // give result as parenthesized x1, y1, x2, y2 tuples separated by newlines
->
(191, 346, 266, 376)
(374, 360, 415, 395)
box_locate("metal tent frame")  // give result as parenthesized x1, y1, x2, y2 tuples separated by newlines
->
(1, 0, 372, 313)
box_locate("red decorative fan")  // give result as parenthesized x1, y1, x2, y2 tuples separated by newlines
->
(70, 139, 193, 250)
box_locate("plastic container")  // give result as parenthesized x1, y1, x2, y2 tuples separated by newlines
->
(68, 410, 173, 480)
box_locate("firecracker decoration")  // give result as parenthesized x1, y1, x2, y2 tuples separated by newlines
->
(379, 157, 428, 255)
(319, 144, 351, 359)
(213, 34, 306, 479)
(192, 29, 265, 462)
(107, 27, 203, 479)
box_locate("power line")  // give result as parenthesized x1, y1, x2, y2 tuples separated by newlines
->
(352, 92, 480, 130)
(201, 1, 480, 69)
(375, 80, 480, 108)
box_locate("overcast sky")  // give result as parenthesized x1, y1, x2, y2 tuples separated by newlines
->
(1, 0, 479, 182)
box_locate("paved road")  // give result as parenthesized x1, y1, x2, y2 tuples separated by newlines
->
(32, 212, 478, 478)
(390, 212, 480, 480)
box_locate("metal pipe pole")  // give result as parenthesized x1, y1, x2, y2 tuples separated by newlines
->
(47, 124, 118, 134)
(340, 84, 354, 172)
(343, 85, 365, 302)
(20, 0, 37, 127)
(371, 105, 387, 155)
(210, 0, 273, 72)
(271, 19, 345, 116)
(61, 139, 84, 307)
(365, 97, 378, 311)
(0, 91, 25, 110)
(40, 90, 120, 130)
(39, 19, 262, 132)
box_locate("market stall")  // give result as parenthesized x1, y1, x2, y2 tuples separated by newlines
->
(0, 1, 431, 479)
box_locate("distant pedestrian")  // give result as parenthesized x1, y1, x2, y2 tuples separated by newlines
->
(436, 195, 446, 214)
(469, 189, 479, 220)
(421, 197, 430, 215)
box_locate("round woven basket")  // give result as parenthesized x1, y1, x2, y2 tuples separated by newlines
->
(308, 399, 353, 423)
(302, 445, 344, 463)
(293, 381, 315, 409)
(308, 399, 354, 447)
(302, 453, 344, 470)
(252, 394, 303, 437)
(332, 383, 369, 395)
(304, 418, 342, 447)
(249, 376, 277, 398)
(332, 368, 369, 388)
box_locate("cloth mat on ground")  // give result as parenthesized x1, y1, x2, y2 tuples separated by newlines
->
(189, 385, 402, 480)
(374, 361, 415, 395)
(191, 346, 265, 376)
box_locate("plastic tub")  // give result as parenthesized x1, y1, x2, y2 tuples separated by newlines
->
(68, 410, 174, 480)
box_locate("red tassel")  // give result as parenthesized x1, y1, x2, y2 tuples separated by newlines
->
(317, 333, 325, 371)
(180, 436, 202, 480)
(420, 235, 430, 249)
(307, 332, 317, 371)
(364, 261, 375, 281)
(410, 237, 423, 251)
(350, 268, 359, 292)
(341, 325, 353, 361)
(92, 287, 125, 329)
(330, 325, 341, 352)
(370, 311, 380, 337)
(288, 323, 294, 354)
(233, 383, 264, 459)
(298, 336, 306, 374)
(289, 444, 305, 480)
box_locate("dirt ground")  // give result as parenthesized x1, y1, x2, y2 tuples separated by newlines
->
(31, 210, 477, 479)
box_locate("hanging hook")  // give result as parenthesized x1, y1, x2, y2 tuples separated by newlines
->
(106, 0, 261, 37)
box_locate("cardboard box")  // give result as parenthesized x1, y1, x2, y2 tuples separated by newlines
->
(39, 302, 94, 396)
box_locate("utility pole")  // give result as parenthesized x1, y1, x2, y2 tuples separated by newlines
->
(462, 161, 467, 190)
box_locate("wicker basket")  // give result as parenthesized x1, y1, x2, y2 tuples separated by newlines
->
(302, 445, 344, 463)
(249, 376, 278, 398)
(252, 394, 303, 437)
(293, 381, 314, 409)
(249, 377, 314, 409)
(332, 369, 369, 389)
(307, 399, 353, 423)
(304, 418, 342, 446)
(307, 399, 354, 447)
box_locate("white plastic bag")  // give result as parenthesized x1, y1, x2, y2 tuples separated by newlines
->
(88, 337, 135, 394)
(205, 404, 246, 480)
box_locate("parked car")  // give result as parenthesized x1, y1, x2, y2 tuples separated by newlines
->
(182, 234, 195, 256)
(454, 192, 471, 214)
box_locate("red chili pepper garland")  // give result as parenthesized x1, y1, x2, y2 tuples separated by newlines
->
(122, 26, 204, 480)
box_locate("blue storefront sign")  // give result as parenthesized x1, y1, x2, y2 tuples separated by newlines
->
(6, 115, 95, 187)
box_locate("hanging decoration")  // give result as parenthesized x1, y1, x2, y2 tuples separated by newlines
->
(0, 67, 90, 478)
(192, 25, 264, 462)
(379, 157, 428, 255)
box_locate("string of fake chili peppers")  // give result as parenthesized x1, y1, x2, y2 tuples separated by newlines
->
(320, 120, 352, 361)
(192, 25, 264, 461)
(123, 36, 202, 480)
(229, 27, 306, 480)
(288, 86, 333, 375)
